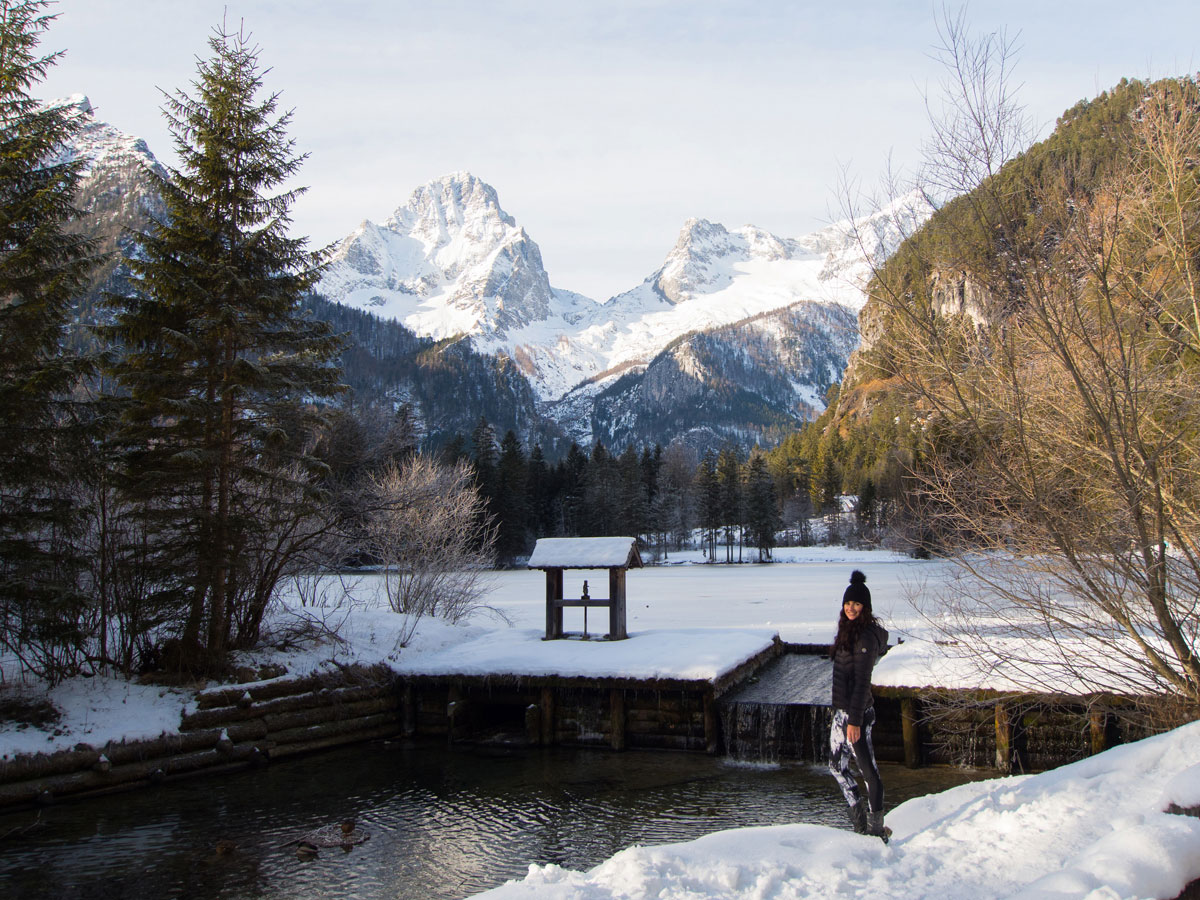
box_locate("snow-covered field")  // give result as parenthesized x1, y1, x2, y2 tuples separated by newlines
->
(3, 546, 1199, 899)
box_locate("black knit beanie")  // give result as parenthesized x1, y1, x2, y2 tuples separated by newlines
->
(842, 569, 871, 612)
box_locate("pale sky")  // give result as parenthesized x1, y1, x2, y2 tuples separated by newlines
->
(37, 0, 1200, 301)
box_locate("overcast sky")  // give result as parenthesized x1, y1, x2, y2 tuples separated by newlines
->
(37, 0, 1200, 301)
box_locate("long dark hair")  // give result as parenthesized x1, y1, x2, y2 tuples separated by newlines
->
(831, 571, 876, 657)
(832, 608, 877, 656)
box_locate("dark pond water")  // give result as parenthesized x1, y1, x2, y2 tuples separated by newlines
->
(0, 741, 991, 900)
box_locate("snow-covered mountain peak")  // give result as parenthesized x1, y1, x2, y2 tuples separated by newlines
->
(46, 94, 163, 181)
(741, 225, 795, 262)
(52, 92, 93, 115)
(386, 171, 519, 262)
(322, 172, 555, 338)
(676, 217, 728, 247)
(806, 189, 936, 290)
(651, 217, 808, 304)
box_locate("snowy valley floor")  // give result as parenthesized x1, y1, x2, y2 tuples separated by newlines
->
(2, 547, 1200, 898)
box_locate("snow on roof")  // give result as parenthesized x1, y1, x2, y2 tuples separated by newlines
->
(528, 537, 643, 569)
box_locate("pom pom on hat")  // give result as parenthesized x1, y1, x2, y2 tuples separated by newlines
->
(842, 569, 871, 611)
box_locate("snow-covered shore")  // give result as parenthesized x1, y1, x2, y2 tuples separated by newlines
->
(470, 720, 1200, 899)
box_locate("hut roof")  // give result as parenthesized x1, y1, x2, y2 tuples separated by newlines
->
(527, 537, 643, 570)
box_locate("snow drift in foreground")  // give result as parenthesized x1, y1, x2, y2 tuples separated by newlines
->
(472, 721, 1200, 900)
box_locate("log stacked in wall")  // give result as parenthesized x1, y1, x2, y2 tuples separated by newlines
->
(0, 664, 402, 809)
(871, 685, 1183, 773)
(399, 673, 728, 753)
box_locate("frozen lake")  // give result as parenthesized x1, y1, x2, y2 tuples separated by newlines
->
(468, 549, 940, 646)
(308, 548, 969, 693)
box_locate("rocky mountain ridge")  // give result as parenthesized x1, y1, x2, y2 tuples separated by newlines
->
(53, 95, 167, 339)
(54, 100, 560, 449)
(320, 172, 933, 415)
(579, 301, 858, 451)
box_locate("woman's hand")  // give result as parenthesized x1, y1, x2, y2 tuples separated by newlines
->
(846, 723, 861, 744)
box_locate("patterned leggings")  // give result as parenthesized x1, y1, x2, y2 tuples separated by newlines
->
(829, 707, 884, 813)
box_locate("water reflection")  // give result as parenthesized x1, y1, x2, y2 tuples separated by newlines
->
(0, 741, 991, 900)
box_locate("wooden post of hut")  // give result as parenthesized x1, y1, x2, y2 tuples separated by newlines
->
(529, 537, 642, 641)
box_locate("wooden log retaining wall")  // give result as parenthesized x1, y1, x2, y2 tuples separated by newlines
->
(402, 676, 720, 753)
(0, 636, 1182, 810)
(770, 645, 1179, 772)
(870, 687, 1169, 773)
(0, 663, 402, 809)
(399, 639, 783, 755)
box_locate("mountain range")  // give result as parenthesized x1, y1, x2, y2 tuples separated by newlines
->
(319, 171, 931, 447)
(61, 96, 932, 452)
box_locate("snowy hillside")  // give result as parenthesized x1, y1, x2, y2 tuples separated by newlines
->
(319, 173, 934, 403)
(565, 301, 858, 449)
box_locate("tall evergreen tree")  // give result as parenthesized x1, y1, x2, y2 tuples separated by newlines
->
(856, 477, 878, 542)
(582, 442, 617, 536)
(695, 450, 720, 560)
(103, 24, 342, 664)
(745, 452, 780, 561)
(526, 443, 553, 537)
(640, 445, 661, 503)
(438, 431, 469, 467)
(658, 441, 696, 554)
(378, 401, 421, 466)
(556, 441, 588, 535)
(0, 1, 96, 679)
(716, 447, 744, 562)
(616, 444, 646, 538)
(470, 415, 498, 503)
(638, 445, 663, 552)
(813, 432, 843, 515)
(493, 429, 528, 564)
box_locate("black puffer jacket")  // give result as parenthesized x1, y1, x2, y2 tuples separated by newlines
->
(831, 622, 889, 727)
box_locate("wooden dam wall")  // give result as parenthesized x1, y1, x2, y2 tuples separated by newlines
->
(0, 642, 1181, 808)
(869, 689, 1168, 773)
(0, 643, 781, 809)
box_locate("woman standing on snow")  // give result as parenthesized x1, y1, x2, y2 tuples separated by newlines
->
(829, 569, 890, 841)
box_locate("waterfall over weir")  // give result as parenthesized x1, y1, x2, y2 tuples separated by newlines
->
(719, 653, 834, 764)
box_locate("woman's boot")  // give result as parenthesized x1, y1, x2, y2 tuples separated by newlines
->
(847, 800, 867, 834)
(867, 809, 891, 843)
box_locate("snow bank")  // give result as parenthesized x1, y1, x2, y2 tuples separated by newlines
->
(0, 676, 195, 760)
(472, 721, 1200, 899)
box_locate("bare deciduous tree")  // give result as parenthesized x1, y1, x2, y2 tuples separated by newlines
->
(846, 13, 1200, 706)
(358, 456, 497, 643)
